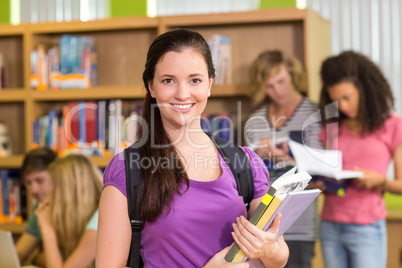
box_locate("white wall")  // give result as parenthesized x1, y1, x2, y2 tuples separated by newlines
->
(307, 0, 402, 115)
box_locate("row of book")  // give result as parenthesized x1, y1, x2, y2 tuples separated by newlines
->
(20, 0, 109, 23)
(32, 100, 143, 157)
(32, 100, 238, 157)
(30, 35, 98, 90)
(0, 53, 5, 89)
(0, 170, 25, 224)
(208, 35, 232, 85)
(156, 0, 259, 16)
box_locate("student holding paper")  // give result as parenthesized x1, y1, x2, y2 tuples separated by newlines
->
(244, 50, 322, 268)
(319, 51, 402, 268)
(96, 29, 289, 267)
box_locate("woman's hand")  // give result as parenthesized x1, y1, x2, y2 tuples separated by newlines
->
(232, 214, 288, 267)
(256, 138, 294, 164)
(203, 245, 249, 268)
(35, 198, 53, 231)
(354, 167, 387, 190)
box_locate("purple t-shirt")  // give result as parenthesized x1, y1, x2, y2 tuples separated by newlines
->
(103, 147, 269, 267)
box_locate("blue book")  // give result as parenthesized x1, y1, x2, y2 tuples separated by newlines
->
(79, 101, 86, 144)
(0, 169, 10, 215)
(219, 113, 232, 142)
(201, 114, 211, 134)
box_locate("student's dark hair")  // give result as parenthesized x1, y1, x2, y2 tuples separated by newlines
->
(319, 51, 394, 133)
(21, 147, 58, 178)
(138, 29, 215, 222)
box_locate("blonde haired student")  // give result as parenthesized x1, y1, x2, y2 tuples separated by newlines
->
(36, 154, 103, 268)
(245, 50, 322, 268)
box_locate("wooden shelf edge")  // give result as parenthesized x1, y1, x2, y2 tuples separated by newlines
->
(0, 155, 24, 168)
(211, 84, 249, 97)
(0, 89, 27, 102)
(28, 16, 159, 33)
(0, 222, 27, 234)
(0, 24, 27, 36)
(31, 86, 147, 101)
(387, 208, 402, 221)
(160, 8, 309, 26)
(89, 155, 114, 168)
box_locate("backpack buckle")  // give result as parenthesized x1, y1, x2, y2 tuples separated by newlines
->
(131, 220, 144, 232)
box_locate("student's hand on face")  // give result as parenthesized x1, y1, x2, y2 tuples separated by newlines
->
(202, 245, 249, 268)
(256, 138, 290, 160)
(231, 214, 287, 263)
(354, 167, 387, 190)
(35, 198, 53, 230)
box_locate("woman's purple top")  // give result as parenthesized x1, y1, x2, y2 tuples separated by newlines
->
(103, 147, 269, 267)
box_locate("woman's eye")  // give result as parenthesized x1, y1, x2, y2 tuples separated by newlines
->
(191, 78, 201, 84)
(162, 79, 173, 84)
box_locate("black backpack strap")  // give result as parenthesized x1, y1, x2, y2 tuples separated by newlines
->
(206, 133, 254, 210)
(124, 146, 144, 268)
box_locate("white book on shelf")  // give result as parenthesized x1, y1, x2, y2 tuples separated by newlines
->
(20, 0, 31, 23)
(47, 0, 56, 22)
(38, 0, 48, 22)
(96, 0, 109, 19)
(63, 0, 72, 22)
(157, 0, 167, 16)
(88, 0, 97, 20)
(30, 0, 39, 23)
(55, 0, 64, 22)
(71, 0, 80, 21)
(288, 140, 364, 180)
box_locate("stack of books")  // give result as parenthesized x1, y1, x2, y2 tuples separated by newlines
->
(225, 166, 321, 263)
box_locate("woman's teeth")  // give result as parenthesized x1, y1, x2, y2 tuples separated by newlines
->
(172, 104, 193, 109)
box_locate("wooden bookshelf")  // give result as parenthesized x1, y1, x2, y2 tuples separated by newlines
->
(0, 155, 24, 168)
(0, 8, 331, 233)
(0, 222, 27, 234)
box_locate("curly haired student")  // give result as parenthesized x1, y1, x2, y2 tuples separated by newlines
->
(318, 51, 402, 268)
(36, 154, 103, 268)
(96, 29, 289, 268)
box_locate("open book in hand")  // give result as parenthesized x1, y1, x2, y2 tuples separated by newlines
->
(288, 140, 364, 180)
(225, 167, 321, 263)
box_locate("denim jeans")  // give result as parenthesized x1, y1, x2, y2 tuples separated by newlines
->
(320, 219, 387, 268)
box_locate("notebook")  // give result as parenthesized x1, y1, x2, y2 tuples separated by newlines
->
(0, 230, 21, 268)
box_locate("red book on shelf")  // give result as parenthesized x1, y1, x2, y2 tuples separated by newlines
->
(85, 101, 97, 144)
(66, 101, 80, 148)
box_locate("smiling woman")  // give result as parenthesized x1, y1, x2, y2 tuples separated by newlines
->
(96, 29, 290, 268)
(148, 49, 212, 131)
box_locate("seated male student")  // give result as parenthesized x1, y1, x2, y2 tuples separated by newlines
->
(15, 148, 57, 266)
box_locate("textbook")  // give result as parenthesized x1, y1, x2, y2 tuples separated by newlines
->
(288, 140, 364, 180)
(225, 167, 320, 262)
